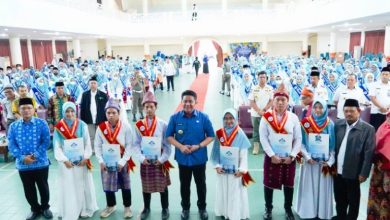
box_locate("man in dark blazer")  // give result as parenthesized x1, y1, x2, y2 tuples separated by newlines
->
(80, 75, 108, 150)
(333, 98, 375, 220)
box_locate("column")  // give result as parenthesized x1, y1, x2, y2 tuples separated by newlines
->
(182, 41, 189, 55)
(329, 32, 336, 58)
(142, 0, 148, 15)
(302, 35, 308, 56)
(144, 43, 150, 59)
(105, 39, 112, 57)
(9, 36, 23, 65)
(360, 31, 365, 48)
(262, 0, 268, 10)
(72, 39, 81, 59)
(262, 39, 268, 54)
(384, 25, 390, 61)
(220, 40, 229, 57)
(27, 39, 34, 68)
(52, 39, 56, 59)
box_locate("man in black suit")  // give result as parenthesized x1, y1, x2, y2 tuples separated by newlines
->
(333, 98, 376, 220)
(80, 75, 108, 150)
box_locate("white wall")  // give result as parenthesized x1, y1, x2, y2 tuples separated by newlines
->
(316, 32, 351, 56)
(80, 39, 99, 60)
(267, 41, 302, 56)
(336, 32, 350, 53)
(316, 33, 330, 56)
(112, 45, 144, 59)
(150, 44, 183, 56)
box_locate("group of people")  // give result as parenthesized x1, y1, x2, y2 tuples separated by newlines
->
(1, 53, 390, 220)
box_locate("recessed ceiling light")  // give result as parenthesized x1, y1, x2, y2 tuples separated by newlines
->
(33, 30, 37, 33)
(4, 28, 8, 31)
(0, 33, 8, 37)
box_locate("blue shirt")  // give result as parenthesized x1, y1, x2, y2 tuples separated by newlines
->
(165, 110, 215, 166)
(8, 117, 51, 171)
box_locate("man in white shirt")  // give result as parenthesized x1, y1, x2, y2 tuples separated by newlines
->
(307, 68, 328, 102)
(248, 71, 273, 154)
(334, 74, 366, 119)
(369, 67, 390, 130)
(333, 99, 375, 220)
(1, 85, 17, 133)
(162, 57, 176, 92)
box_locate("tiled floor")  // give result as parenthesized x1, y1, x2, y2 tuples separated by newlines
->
(0, 66, 370, 220)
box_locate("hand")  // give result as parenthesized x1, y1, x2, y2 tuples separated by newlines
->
(100, 163, 107, 172)
(180, 145, 191, 154)
(271, 155, 282, 164)
(23, 155, 36, 164)
(142, 159, 150, 165)
(216, 167, 224, 174)
(234, 171, 243, 177)
(257, 110, 264, 116)
(321, 161, 329, 167)
(190, 145, 201, 153)
(283, 157, 293, 165)
(78, 159, 88, 167)
(307, 159, 316, 165)
(359, 175, 367, 183)
(64, 161, 74, 169)
(379, 107, 388, 113)
(117, 164, 124, 172)
(154, 160, 162, 166)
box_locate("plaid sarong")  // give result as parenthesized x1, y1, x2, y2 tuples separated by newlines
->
(102, 165, 130, 192)
(141, 163, 171, 193)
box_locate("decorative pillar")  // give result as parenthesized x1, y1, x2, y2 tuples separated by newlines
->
(9, 36, 23, 65)
(27, 38, 34, 67)
(72, 39, 81, 59)
(329, 32, 336, 59)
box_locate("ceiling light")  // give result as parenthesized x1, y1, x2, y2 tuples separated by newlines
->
(0, 33, 8, 37)
(4, 28, 8, 31)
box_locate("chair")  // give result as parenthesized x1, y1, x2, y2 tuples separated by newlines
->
(360, 106, 371, 123)
(238, 105, 253, 138)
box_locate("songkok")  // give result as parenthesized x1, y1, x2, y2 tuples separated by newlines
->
(142, 91, 157, 105)
(344, 99, 359, 108)
(105, 98, 121, 112)
(55, 81, 64, 87)
(381, 67, 390, 72)
(19, 97, 33, 107)
(301, 87, 314, 97)
(89, 75, 98, 82)
(310, 69, 320, 77)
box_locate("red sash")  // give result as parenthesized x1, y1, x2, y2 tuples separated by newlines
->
(99, 121, 136, 173)
(54, 119, 92, 170)
(301, 116, 330, 134)
(135, 117, 174, 175)
(122, 88, 127, 104)
(263, 111, 288, 134)
(216, 126, 255, 187)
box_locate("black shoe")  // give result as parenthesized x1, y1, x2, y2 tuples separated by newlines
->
(181, 210, 189, 220)
(199, 210, 208, 220)
(263, 208, 272, 220)
(26, 212, 40, 220)
(167, 89, 170, 92)
(140, 115, 144, 120)
(162, 208, 170, 220)
(219, 91, 224, 95)
(42, 209, 53, 219)
(172, 89, 175, 91)
(140, 208, 150, 219)
(285, 209, 295, 220)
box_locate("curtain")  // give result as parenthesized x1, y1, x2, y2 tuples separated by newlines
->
(188, 46, 192, 56)
(0, 39, 12, 65)
(31, 40, 46, 69)
(43, 41, 53, 64)
(55, 41, 68, 61)
(194, 41, 200, 57)
(20, 40, 30, 68)
(364, 30, 385, 55)
(349, 32, 361, 55)
(212, 40, 223, 67)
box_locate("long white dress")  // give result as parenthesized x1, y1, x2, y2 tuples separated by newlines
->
(54, 122, 99, 220)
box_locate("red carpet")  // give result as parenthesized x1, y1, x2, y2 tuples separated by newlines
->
(175, 73, 210, 112)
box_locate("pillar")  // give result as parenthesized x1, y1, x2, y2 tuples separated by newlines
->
(384, 25, 390, 61)
(9, 36, 23, 65)
(329, 32, 336, 58)
(360, 31, 365, 48)
(52, 39, 56, 59)
(262, 39, 268, 54)
(302, 35, 308, 57)
(144, 43, 150, 59)
(27, 39, 34, 68)
(72, 39, 81, 59)
(142, 0, 148, 15)
(105, 39, 112, 57)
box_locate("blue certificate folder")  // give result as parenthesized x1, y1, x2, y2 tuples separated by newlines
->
(308, 134, 329, 161)
(270, 134, 293, 157)
(102, 144, 121, 172)
(141, 137, 162, 162)
(63, 138, 84, 164)
(220, 146, 239, 174)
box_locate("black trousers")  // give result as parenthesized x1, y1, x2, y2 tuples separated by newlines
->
(334, 174, 360, 220)
(264, 186, 294, 210)
(143, 188, 169, 209)
(179, 164, 206, 210)
(370, 113, 386, 131)
(106, 189, 131, 207)
(166, 76, 174, 91)
(195, 67, 200, 77)
(19, 167, 50, 212)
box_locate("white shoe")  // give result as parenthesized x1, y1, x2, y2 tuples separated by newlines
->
(124, 207, 133, 219)
(100, 206, 116, 218)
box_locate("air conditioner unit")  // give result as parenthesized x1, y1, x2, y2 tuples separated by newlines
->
(354, 46, 362, 59)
